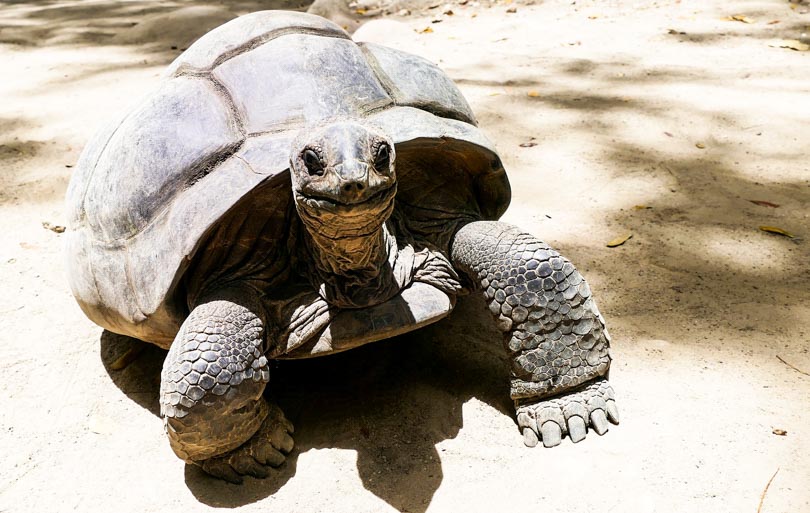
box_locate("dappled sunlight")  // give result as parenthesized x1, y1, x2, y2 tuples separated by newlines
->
(2, 1, 809, 512)
(664, 223, 796, 277)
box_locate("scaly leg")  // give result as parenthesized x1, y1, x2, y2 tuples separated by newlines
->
(451, 221, 619, 447)
(159, 288, 293, 483)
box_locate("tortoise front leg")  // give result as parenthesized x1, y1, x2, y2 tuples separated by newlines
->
(159, 288, 293, 483)
(450, 221, 619, 447)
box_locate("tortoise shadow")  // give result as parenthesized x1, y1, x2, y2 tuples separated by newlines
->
(99, 295, 512, 511)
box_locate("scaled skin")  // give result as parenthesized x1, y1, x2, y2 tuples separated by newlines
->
(159, 121, 619, 483)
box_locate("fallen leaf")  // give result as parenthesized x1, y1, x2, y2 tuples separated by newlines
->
(527, 91, 541, 97)
(664, 131, 673, 137)
(417, 26, 434, 33)
(355, 8, 366, 14)
(767, 20, 781, 24)
(695, 142, 706, 149)
(769, 39, 810, 51)
(506, 7, 517, 13)
(443, 8, 454, 15)
(727, 14, 755, 23)
(606, 233, 633, 248)
(633, 205, 652, 210)
(749, 199, 780, 208)
(772, 428, 787, 436)
(519, 142, 538, 148)
(110, 344, 146, 370)
(759, 226, 795, 238)
(431, 17, 443, 23)
(667, 28, 686, 35)
(42, 221, 66, 233)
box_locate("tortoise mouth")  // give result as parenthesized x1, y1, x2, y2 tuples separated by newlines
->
(296, 183, 396, 215)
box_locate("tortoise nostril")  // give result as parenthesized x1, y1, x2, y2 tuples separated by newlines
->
(343, 182, 364, 192)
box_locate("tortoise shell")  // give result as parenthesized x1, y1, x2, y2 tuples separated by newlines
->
(65, 11, 510, 345)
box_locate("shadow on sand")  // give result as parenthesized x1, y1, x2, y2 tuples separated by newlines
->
(100, 295, 513, 512)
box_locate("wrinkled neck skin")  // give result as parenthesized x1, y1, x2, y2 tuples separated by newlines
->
(295, 190, 403, 308)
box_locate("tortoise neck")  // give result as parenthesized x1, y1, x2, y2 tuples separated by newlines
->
(301, 219, 403, 308)
(304, 221, 391, 277)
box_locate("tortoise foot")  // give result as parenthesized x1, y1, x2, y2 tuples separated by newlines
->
(516, 378, 619, 448)
(199, 403, 294, 484)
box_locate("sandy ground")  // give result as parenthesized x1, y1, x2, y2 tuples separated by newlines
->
(1, 1, 809, 512)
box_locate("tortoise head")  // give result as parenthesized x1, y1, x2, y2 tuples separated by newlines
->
(290, 121, 397, 236)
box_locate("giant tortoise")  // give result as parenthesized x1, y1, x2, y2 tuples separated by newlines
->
(65, 10, 619, 482)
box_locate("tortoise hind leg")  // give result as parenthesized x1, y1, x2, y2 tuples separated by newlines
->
(159, 288, 293, 483)
(450, 221, 619, 447)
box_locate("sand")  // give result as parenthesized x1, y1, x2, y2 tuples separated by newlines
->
(1, 1, 808, 512)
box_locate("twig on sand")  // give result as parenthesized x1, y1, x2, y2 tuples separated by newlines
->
(776, 355, 810, 376)
(757, 468, 779, 513)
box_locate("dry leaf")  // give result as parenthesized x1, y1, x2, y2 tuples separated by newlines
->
(759, 226, 795, 238)
(749, 199, 780, 208)
(417, 26, 434, 33)
(664, 131, 673, 137)
(769, 39, 810, 51)
(519, 142, 538, 148)
(772, 428, 787, 436)
(695, 142, 706, 149)
(506, 7, 517, 13)
(110, 344, 146, 371)
(727, 14, 755, 23)
(42, 221, 66, 233)
(527, 91, 541, 97)
(606, 233, 633, 247)
(355, 8, 367, 14)
(633, 205, 652, 210)
(443, 8, 454, 15)
(767, 20, 780, 24)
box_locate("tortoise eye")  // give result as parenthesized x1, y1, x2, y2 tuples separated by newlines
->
(302, 149, 324, 176)
(374, 143, 390, 171)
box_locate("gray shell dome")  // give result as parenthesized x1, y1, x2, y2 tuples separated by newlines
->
(65, 10, 510, 345)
